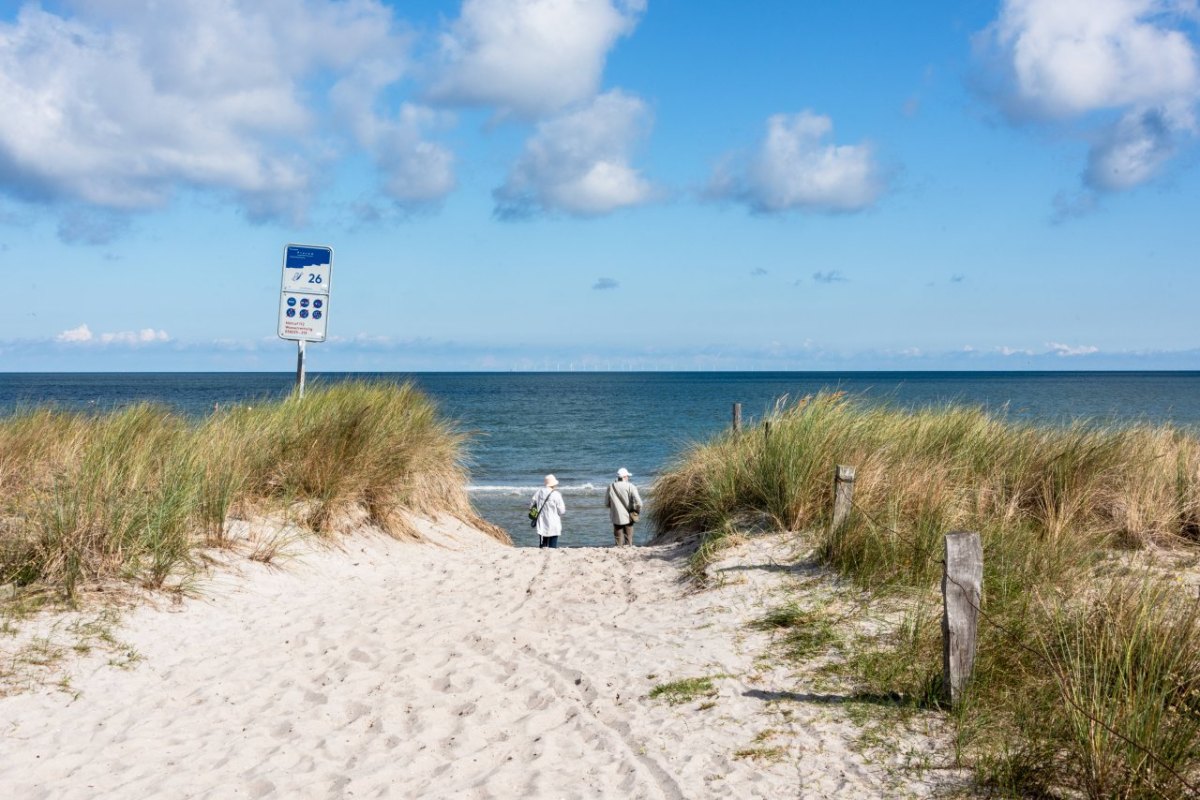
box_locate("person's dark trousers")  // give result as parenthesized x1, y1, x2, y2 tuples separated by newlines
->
(613, 525, 634, 546)
(539, 536, 559, 548)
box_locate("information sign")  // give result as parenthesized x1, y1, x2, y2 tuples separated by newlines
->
(278, 244, 333, 342)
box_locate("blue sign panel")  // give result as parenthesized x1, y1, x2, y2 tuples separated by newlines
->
(278, 242, 333, 342)
(285, 245, 332, 271)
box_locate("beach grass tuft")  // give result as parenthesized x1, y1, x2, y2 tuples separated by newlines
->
(0, 381, 507, 605)
(649, 676, 721, 706)
(651, 392, 1200, 798)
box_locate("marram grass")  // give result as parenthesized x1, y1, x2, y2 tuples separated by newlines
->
(651, 392, 1200, 798)
(0, 381, 507, 603)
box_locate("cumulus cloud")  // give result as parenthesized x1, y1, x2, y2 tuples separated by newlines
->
(975, 0, 1200, 197)
(750, 267, 768, 277)
(56, 324, 93, 343)
(431, 0, 645, 118)
(1047, 341, 1100, 356)
(978, 0, 1197, 119)
(708, 111, 886, 214)
(493, 90, 655, 218)
(1084, 106, 1189, 190)
(0, 1, 421, 227)
(332, 63, 457, 209)
(592, 277, 619, 290)
(55, 324, 170, 345)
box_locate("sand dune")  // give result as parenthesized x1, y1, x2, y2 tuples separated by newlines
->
(1, 516, 948, 799)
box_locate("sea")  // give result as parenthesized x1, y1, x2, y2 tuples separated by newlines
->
(4, 371, 1200, 547)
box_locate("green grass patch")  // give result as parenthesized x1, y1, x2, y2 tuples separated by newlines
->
(754, 603, 840, 661)
(651, 392, 1200, 798)
(649, 676, 721, 706)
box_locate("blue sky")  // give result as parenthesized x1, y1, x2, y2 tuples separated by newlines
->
(1, 0, 1199, 371)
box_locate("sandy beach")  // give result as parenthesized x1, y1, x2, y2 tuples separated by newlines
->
(1, 516, 949, 799)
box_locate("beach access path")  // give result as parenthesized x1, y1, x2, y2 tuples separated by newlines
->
(1, 516, 950, 799)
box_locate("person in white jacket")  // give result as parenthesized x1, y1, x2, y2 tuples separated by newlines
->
(530, 474, 566, 548)
(605, 467, 643, 547)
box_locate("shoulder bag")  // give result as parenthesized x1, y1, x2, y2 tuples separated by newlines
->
(529, 490, 557, 528)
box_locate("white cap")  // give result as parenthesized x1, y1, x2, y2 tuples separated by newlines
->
(616, 467, 631, 478)
(544, 474, 559, 487)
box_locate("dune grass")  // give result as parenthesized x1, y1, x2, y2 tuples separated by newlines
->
(651, 392, 1200, 798)
(0, 381, 507, 605)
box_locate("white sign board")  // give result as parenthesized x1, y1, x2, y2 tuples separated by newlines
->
(277, 244, 333, 342)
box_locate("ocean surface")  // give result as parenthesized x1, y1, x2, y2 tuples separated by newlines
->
(4, 371, 1200, 547)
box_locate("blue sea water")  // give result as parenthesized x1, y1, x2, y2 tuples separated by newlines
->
(3, 371, 1200, 546)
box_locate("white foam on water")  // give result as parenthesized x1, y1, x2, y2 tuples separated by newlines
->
(467, 482, 603, 495)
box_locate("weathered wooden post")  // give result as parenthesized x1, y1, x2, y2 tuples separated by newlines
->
(763, 420, 771, 441)
(731, 402, 742, 434)
(831, 465, 855, 533)
(942, 531, 983, 707)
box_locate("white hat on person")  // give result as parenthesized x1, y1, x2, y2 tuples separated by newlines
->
(616, 467, 631, 478)
(544, 474, 559, 487)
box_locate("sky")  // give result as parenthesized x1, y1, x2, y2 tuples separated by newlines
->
(1, 0, 1199, 371)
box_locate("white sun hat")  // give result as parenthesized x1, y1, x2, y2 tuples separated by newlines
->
(544, 474, 559, 487)
(616, 467, 631, 478)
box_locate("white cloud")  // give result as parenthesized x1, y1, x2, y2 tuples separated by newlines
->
(995, 343, 1100, 357)
(1084, 105, 1191, 190)
(55, 323, 169, 346)
(1047, 341, 1100, 356)
(0, 1, 408, 223)
(56, 323, 93, 343)
(976, 0, 1200, 196)
(431, 0, 644, 118)
(494, 90, 654, 218)
(331, 61, 457, 208)
(980, 0, 1198, 119)
(708, 111, 886, 214)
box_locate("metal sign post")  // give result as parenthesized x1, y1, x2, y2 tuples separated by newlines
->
(296, 340, 306, 396)
(277, 244, 333, 397)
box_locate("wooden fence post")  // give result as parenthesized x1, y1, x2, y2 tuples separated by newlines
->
(731, 402, 742, 434)
(831, 465, 855, 533)
(942, 531, 983, 707)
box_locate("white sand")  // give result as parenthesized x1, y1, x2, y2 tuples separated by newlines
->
(0, 516, 951, 799)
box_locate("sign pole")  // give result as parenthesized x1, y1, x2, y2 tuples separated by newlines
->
(296, 339, 306, 397)
(277, 243, 333, 397)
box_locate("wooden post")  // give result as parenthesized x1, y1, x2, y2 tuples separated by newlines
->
(831, 465, 855, 533)
(731, 402, 742, 433)
(942, 531, 983, 707)
(763, 420, 771, 441)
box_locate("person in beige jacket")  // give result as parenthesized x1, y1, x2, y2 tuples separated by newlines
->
(605, 467, 643, 547)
